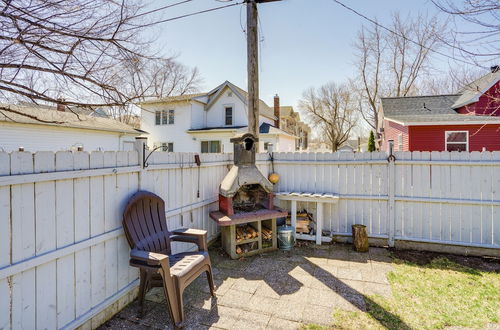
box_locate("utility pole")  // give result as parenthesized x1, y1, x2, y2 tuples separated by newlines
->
(246, 0, 259, 136)
(246, 0, 281, 137)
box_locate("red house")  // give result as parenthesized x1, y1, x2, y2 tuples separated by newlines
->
(379, 67, 500, 152)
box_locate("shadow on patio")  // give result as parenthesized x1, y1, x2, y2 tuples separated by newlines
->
(100, 242, 408, 329)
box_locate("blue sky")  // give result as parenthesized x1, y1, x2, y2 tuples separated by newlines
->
(148, 0, 463, 110)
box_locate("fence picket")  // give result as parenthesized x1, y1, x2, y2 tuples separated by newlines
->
(11, 151, 36, 329)
(33, 152, 57, 329)
(492, 151, 500, 245)
(0, 152, 9, 330)
(55, 151, 76, 328)
(89, 152, 106, 308)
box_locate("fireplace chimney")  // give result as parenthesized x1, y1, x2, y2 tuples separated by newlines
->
(273, 94, 280, 128)
(56, 99, 65, 112)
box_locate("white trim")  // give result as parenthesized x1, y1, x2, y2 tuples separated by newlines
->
(452, 75, 500, 108)
(187, 128, 239, 134)
(385, 117, 500, 126)
(445, 130, 469, 152)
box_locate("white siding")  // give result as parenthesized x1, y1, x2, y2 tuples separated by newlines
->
(258, 134, 296, 152)
(141, 102, 199, 152)
(0, 123, 136, 153)
(277, 135, 296, 152)
(206, 88, 247, 127)
(140, 87, 286, 153)
(205, 87, 274, 128)
(190, 102, 206, 129)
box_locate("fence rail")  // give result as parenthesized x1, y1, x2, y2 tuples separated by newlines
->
(0, 150, 498, 329)
(0, 150, 228, 330)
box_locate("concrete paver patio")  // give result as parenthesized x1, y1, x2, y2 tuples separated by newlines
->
(101, 242, 394, 329)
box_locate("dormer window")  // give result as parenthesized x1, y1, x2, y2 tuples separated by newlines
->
(225, 106, 233, 126)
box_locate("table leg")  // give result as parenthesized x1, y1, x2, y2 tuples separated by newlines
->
(316, 202, 323, 245)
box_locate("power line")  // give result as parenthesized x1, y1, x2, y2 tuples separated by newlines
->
(331, 0, 488, 69)
(123, 2, 243, 32)
(133, 0, 195, 19)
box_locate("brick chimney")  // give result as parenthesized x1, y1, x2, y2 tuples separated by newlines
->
(273, 94, 280, 128)
(56, 99, 65, 112)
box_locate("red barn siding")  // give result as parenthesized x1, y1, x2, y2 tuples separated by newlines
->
(409, 124, 500, 151)
(457, 80, 500, 116)
(381, 119, 409, 151)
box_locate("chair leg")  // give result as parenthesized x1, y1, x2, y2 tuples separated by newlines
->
(206, 267, 216, 297)
(138, 269, 148, 318)
(174, 284, 185, 328)
(161, 277, 184, 328)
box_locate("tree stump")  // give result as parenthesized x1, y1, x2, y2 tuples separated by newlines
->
(352, 224, 369, 252)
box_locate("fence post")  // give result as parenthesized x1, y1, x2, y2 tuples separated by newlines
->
(134, 137, 148, 190)
(387, 141, 396, 247)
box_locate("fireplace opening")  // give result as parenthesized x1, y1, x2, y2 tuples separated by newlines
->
(244, 138, 254, 151)
(232, 184, 269, 213)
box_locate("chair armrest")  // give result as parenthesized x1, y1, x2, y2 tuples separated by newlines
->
(170, 228, 208, 251)
(171, 228, 207, 237)
(130, 249, 168, 266)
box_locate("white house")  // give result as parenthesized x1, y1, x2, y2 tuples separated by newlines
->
(139, 81, 298, 153)
(0, 104, 142, 152)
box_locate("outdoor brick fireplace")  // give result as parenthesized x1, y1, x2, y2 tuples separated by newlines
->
(210, 133, 287, 258)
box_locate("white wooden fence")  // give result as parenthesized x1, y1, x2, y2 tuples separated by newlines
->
(267, 151, 500, 249)
(0, 151, 229, 330)
(0, 150, 498, 330)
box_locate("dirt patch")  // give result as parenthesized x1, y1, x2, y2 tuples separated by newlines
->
(390, 248, 500, 273)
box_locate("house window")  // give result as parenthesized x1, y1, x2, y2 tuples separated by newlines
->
(397, 134, 403, 151)
(161, 142, 173, 152)
(155, 110, 175, 125)
(201, 141, 221, 153)
(445, 131, 468, 152)
(225, 107, 233, 126)
(168, 109, 175, 124)
(264, 142, 270, 151)
(155, 111, 161, 125)
(161, 110, 169, 125)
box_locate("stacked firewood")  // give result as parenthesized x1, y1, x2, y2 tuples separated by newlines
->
(236, 242, 257, 255)
(236, 224, 258, 242)
(286, 209, 313, 233)
(261, 226, 273, 240)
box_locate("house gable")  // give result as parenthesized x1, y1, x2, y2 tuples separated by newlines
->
(456, 79, 500, 116)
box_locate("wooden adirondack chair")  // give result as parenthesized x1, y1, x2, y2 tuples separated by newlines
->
(122, 191, 215, 328)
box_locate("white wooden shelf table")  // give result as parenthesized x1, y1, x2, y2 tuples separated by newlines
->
(274, 192, 340, 245)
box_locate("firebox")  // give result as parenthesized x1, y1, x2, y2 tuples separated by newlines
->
(210, 133, 287, 259)
(218, 133, 274, 216)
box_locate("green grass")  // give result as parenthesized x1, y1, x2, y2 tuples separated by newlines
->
(325, 257, 500, 330)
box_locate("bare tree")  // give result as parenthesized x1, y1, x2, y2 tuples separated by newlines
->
(299, 83, 357, 152)
(354, 13, 447, 130)
(417, 67, 485, 95)
(107, 57, 201, 123)
(0, 0, 200, 123)
(353, 22, 384, 131)
(431, 0, 499, 60)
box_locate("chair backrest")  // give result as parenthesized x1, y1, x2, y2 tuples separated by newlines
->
(122, 191, 171, 254)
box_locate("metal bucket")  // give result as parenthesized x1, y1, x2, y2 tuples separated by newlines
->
(277, 225, 295, 251)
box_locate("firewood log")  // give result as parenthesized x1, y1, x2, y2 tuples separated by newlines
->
(236, 246, 242, 254)
(247, 226, 257, 238)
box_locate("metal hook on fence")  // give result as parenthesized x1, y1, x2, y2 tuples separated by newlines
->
(143, 144, 166, 168)
(387, 140, 396, 162)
